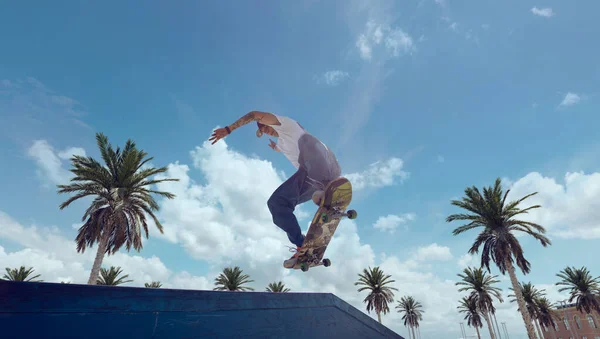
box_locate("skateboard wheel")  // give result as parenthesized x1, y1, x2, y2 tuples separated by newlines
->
(323, 258, 331, 267)
(300, 262, 309, 272)
(347, 209, 357, 219)
(321, 212, 329, 222)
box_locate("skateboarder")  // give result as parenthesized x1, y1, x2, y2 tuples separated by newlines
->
(209, 111, 341, 267)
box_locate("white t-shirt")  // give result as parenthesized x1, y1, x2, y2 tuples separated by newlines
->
(269, 115, 307, 169)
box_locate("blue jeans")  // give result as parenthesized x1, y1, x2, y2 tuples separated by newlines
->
(267, 167, 317, 247)
(268, 134, 341, 248)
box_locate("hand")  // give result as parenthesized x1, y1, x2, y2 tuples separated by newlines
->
(209, 127, 230, 145)
(269, 139, 279, 151)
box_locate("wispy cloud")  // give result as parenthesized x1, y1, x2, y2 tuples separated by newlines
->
(559, 92, 581, 107)
(414, 243, 453, 262)
(336, 1, 415, 147)
(314, 70, 350, 86)
(531, 7, 555, 18)
(26, 140, 86, 187)
(344, 157, 410, 191)
(0, 77, 92, 146)
(373, 213, 416, 233)
(355, 21, 414, 61)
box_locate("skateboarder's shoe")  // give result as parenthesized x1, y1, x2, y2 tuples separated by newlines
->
(283, 246, 301, 268)
(311, 190, 325, 205)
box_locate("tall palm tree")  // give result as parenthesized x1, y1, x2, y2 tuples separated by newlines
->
(456, 267, 503, 339)
(447, 178, 551, 339)
(396, 295, 424, 339)
(266, 281, 290, 292)
(96, 266, 133, 286)
(458, 295, 484, 339)
(2, 266, 43, 282)
(535, 297, 558, 339)
(145, 281, 162, 288)
(508, 282, 546, 339)
(213, 266, 254, 291)
(57, 133, 178, 285)
(556, 266, 600, 316)
(355, 266, 398, 323)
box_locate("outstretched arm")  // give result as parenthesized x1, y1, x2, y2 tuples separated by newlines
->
(228, 111, 279, 132)
(209, 111, 279, 144)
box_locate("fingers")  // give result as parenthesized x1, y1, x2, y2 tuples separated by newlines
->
(208, 131, 223, 145)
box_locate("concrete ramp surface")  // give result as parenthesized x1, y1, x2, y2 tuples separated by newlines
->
(0, 280, 403, 338)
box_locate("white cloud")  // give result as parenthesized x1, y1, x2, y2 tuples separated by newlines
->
(482, 24, 490, 30)
(344, 157, 409, 191)
(356, 21, 414, 61)
(0, 210, 199, 288)
(506, 171, 600, 239)
(57, 147, 86, 160)
(457, 253, 480, 269)
(26, 140, 86, 187)
(437, 155, 445, 163)
(385, 29, 414, 57)
(315, 70, 350, 86)
(373, 213, 416, 233)
(531, 7, 555, 18)
(414, 243, 453, 262)
(559, 92, 581, 106)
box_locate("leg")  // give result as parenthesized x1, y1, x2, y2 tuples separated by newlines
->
(267, 168, 316, 248)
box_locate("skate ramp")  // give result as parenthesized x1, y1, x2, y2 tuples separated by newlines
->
(0, 280, 403, 338)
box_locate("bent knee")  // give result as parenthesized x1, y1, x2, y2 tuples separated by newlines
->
(267, 194, 279, 212)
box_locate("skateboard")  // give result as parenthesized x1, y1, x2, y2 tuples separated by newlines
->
(290, 176, 357, 272)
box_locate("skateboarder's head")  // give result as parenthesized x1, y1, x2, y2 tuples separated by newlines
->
(256, 122, 278, 137)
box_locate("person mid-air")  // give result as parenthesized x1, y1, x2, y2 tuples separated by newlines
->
(209, 110, 341, 267)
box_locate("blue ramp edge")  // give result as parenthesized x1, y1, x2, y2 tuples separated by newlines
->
(0, 280, 404, 339)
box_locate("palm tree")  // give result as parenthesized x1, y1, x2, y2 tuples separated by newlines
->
(145, 281, 162, 288)
(213, 266, 254, 291)
(509, 282, 546, 339)
(535, 297, 558, 339)
(456, 267, 503, 339)
(447, 178, 551, 339)
(57, 133, 178, 285)
(396, 295, 424, 339)
(458, 295, 484, 339)
(96, 266, 133, 286)
(266, 281, 290, 292)
(355, 266, 398, 323)
(556, 266, 600, 316)
(2, 266, 43, 282)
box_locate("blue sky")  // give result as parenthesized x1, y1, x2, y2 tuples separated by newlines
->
(1, 1, 599, 338)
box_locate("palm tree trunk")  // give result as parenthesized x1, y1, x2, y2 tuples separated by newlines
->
(505, 258, 537, 339)
(377, 311, 381, 323)
(411, 325, 416, 339)
(488, 310, 499, 339)
(407, 325, 412, 339)
(493, 313, 503, 339)
(87, 228, 110, 284)
(476, 325, 482, 339)
(483, 311, 496, 339)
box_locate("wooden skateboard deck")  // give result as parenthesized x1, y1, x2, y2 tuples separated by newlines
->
(290, 176, 357, 272)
